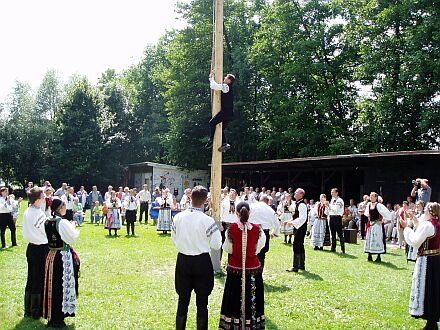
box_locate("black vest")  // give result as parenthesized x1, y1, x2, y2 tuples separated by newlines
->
(45, 217, 65, 250)
(221, 85, 234, 116)
(293, 199, 308, 229)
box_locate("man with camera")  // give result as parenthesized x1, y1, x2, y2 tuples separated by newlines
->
(411, 178, 431, 204)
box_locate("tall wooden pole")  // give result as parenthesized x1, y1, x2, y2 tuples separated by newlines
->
(210, 0, 223, 273)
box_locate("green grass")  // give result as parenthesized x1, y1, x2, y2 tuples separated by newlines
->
(0, 203, 423, 329)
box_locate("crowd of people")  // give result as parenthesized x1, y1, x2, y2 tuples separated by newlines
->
(171, 179, 439, 330)
(1, 176, 438, 329)
(5, 182, 201, 239)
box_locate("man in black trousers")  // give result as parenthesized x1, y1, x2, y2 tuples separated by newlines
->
(206, 70, 235, 152)
(171, 186, 222, 330)
(0, 187, 16, 249)
(326, 188, 346, 254)
(286, 188, 308, 272)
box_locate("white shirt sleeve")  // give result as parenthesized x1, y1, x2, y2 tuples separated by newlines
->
(256, 227, 267, 254)
(364, 203, 371, 218)
(404, 221, 435, 249)
(272, 212, 280, 237)
(210, 78, 229, 93)
(222, 228, 233, 254)
(209, 223, 222, 250)
(58, 219, 80, 245)
(291, 203, 308, 229)
(377, 203, 392, 221)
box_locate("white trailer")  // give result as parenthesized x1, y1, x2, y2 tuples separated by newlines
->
(128, 162, 209, 201)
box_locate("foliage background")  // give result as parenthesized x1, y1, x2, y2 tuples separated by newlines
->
(0, 0, 438, 188)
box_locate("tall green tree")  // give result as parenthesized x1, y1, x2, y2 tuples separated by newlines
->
(50, 77, 103, 188)
(122, 44, 168, 165)
(0, 81, 50, 186)
(98, 70, 132, 183)
(340, 0, 440, 151)
(250, 0, 358, 159)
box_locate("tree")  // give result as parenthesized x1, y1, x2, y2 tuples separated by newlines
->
(250, 0, 358, 159)
(339, 0, 440, 151)
(50, 77, 104, 188)
(0, 81, 50, 186)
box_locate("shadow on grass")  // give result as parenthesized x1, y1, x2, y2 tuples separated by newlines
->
(13, 318, 45, 330)
(385, 251, 402, 256)
(374, 261, 405, 270)
(299, 270, 324, 281)
(265, 317, 279, 329)
(124, 234, 140, 239)
(0, 247, 15, 253)
(338, 252, 357, 259)
(264, 283, 291, 293)
(316, 249, 357, 259)
(155, 230, 172, 236)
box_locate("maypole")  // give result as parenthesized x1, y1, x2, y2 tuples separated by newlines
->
(210, 0, 224, 273)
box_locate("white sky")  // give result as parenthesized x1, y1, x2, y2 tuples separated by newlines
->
(0, 0, 190, 102)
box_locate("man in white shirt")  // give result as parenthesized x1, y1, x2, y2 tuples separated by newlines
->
(286, 188, 308, 272)
(125, 189, 139, 236)
(249, 195, 280, 269)
(205, 70, 235, 152)
(22, 187, 49, 319)
(242, 186, 257, 204)
(250, 186, 257, 199)
(54, 183, 67, 197)
(64, 186, 75, 221)
(325, 188, 345, 254)
(220, 189, 241, 258)
(0, 187, 16, 248)
(172, 186, 222, 330)
(358, 194, 369, 239)
(136, 184, 151, 224)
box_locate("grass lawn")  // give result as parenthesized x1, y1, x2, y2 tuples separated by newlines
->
(0, 204, 423, 329)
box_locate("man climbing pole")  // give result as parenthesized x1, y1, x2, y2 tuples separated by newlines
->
(206, 70, 235, 152)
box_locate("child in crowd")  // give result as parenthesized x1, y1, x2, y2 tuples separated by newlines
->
(92, 201, 102, 225)
(101, 202, 108, 225)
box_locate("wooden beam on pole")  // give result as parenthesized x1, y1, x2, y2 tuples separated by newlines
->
(209, 0, 223, 273)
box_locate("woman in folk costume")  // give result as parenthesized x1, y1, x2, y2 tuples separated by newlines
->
(277, 193, 294, 244)
(105, 190, 122, 237)
(364, 192, 391, 262)
(407, 200, 425, 262)
(219, 202, 266, 329)
(42, 198, 80, 328)
(401, 202, 440, 330)
(156, 189, 173, 234)
(311, 194, 331, 250)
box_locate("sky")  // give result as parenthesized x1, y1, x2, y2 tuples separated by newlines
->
(0, 0, 190, 102)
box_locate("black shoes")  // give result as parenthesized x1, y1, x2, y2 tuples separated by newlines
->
(218, 143, 231, 152)
(286, 267, 298, 273)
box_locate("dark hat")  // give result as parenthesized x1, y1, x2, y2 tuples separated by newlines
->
(51, 197, 64, 213)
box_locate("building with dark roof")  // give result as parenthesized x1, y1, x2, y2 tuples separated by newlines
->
(221, 150, 440, 204)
